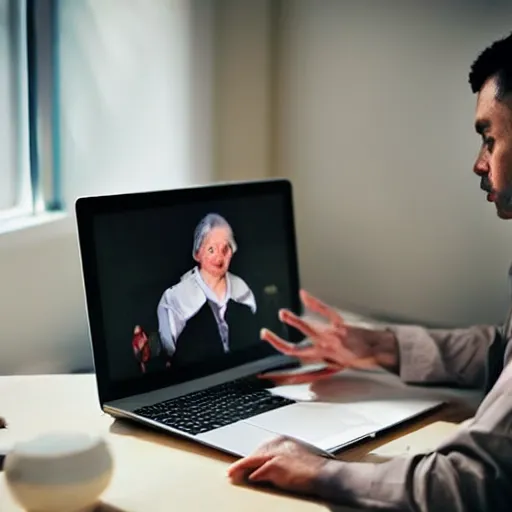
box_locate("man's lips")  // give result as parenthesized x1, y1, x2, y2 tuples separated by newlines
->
(481, 182, 494, 201)
(480, 177, 492, 193)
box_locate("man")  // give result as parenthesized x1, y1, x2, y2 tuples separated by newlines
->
(228, 32, 512, 511)
(157, 213, 257, 367)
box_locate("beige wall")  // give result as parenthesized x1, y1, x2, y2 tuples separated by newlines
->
(275, 0, 512, 326)
(214, 0, 275, 182)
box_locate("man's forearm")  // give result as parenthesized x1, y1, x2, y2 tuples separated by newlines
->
(377, 324, 497, 388)
(315, 450, 501, 512)
(370, 329, 400, 374)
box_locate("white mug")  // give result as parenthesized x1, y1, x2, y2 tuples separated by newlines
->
(4, 431, 114, 512)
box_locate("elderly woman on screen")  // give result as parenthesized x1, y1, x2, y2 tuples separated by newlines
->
(157, 213, 257, 367)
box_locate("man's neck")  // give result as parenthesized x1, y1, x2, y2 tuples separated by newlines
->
(199, 268, 227, 300)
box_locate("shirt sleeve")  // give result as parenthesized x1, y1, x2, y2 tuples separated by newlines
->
(387, 324, 498, 388)
(157, 291, 187, 357)
(314, 361, 512, 511)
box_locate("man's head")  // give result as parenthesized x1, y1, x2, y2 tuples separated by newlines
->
(193, 213, 237, 278)
(469, 32, 512, 219)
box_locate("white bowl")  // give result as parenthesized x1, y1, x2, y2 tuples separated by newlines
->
(4, 431, 114, 512)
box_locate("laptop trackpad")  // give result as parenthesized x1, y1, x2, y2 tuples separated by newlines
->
(197, 421, 282, 457)
(244, 402, 380, 449)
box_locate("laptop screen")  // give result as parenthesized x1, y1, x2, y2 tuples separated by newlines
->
(77, 180, 302, 401)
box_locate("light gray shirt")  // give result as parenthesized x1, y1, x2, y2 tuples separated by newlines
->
(157, 267, 257, 357)
(315, 318, 512, 511)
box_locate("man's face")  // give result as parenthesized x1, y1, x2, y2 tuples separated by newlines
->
(195, 226, 233, 278)
(473, 77, 512, 219)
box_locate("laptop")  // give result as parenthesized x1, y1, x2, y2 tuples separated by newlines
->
(75, 178, 443, 457)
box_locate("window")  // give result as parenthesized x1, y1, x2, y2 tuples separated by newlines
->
(0, 0, 60, 225)
(1, 0, 211, 229)
(0, 0, 29, 218)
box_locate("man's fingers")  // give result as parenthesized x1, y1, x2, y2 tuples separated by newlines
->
(278, 309, 347, 345)
(279, 318, 345, 359)
(247, 459, 278, 482)
(260, 327, 349, 370)
(300, 290, 344, 327)
(227, 454, 274, 484)
(278, 309, 320, 339)
(260, 329, 319, 359)
(227, 453, 272, 475)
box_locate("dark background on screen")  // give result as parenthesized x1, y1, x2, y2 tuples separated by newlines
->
(93, 193, 297, 381)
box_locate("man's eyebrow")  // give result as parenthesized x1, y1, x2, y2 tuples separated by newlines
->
(475, 119, 491, 135)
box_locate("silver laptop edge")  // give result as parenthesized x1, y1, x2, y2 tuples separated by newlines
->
(108, 354, 294, 412)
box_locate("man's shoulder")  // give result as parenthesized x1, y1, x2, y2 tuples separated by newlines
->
(159, 270, 206, 317)
(228, 273, 256, 312)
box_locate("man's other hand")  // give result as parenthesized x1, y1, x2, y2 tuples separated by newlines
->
(227, 436, 329, 495)
(258, 289, 399, 385)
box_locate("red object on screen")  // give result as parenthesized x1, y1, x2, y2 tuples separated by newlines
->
(132, 325, 150, 373)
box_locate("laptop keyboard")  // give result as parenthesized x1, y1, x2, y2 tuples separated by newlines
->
(133, 377, 295, 436)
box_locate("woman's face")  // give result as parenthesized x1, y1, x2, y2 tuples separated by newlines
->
(195, 226, 233, 278)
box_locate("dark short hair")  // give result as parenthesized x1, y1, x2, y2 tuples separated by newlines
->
(468, 31, 512, 100)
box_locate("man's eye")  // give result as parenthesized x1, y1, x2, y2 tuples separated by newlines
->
(484, 137, 495, 152)
(208, 247, 214, 253)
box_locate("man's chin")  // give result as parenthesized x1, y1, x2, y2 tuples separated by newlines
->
(496, 205, 512, 219)
(207, 268, 227, 278)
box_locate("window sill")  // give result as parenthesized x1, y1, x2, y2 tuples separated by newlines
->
(0, 211, 76, 249)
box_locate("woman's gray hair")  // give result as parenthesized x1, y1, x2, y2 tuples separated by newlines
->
(192, 213, 237, 257)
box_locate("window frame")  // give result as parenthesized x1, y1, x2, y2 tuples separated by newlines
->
(0, 0, 62, 229)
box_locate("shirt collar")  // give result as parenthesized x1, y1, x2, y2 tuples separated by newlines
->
(193, 266, 231, 307)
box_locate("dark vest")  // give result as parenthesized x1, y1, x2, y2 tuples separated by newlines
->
(485, 314, 512, 394)
(170, 299, 261, 367)
(485, 333, 506, 395)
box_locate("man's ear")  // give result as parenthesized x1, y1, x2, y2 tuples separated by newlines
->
(193, 251, 200, 263)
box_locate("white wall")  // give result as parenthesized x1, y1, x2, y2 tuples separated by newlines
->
(59, 0, 213, 200)
(276, 0, 512, 327)
(4, 0, 512, 375)
(0, 0, 215, 374)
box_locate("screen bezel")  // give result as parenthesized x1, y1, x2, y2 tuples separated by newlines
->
(75, 179, 303, 404)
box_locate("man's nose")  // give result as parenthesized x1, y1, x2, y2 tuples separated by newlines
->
(473, 149, 489, 177)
